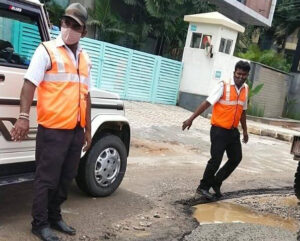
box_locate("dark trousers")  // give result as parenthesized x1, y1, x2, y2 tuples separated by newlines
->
(199, 125, 242, 190)
(32, 125, 84, 229)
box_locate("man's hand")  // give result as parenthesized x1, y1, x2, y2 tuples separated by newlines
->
(83, 129, 92, 152)
(242, 131, 249, 143)
(10, 118, 29, 141)
(182, 118, 193, 131)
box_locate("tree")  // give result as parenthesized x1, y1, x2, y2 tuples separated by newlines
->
(121, 0, 215, 58)
(237, 44, 291, 72)
(88, 0, 135, 43)
(238, 0, 300, 72)
(274, 0, 300, 53)
(40, 0, 64, 27)
(235, 25, 260, 54)
(291, 31, 300, 72)
(118, 0, 153, 49)
(269, 0, 300, 71)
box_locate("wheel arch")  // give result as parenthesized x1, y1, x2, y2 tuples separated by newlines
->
(81, 115, 130, 159)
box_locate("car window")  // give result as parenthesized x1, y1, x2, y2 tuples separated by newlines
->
(0, 9, 41, 68)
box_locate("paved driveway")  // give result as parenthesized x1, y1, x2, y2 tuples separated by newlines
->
(0, 101, 298, 241)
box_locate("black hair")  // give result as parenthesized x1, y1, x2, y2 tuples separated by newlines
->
(234, 60, 251, 72)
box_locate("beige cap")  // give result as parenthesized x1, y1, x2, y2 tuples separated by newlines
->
(63, 3, 88, 26)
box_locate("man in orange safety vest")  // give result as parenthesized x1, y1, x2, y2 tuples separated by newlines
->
(10, 3, 92, 241)
(182, 60, 250, 200)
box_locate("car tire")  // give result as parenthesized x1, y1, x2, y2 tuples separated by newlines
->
(76, 135, 127, 197)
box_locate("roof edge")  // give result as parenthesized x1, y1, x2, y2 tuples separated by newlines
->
(184, 12, 245, 33)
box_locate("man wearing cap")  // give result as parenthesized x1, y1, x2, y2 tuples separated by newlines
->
(10, 3, 91, 241)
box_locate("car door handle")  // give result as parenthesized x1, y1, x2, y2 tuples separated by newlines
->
(0, 74, 5, 82)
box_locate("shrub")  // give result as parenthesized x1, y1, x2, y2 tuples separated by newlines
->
(237, 45, 291, 72)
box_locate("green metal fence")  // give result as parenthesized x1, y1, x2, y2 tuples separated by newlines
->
(15, 25, 183, 105)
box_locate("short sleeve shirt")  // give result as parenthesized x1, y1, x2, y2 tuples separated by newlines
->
(206, 80, 247, 110)
(24, 35, 92, 90)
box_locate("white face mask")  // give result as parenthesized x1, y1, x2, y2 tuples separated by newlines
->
(61, 27, 82, 45)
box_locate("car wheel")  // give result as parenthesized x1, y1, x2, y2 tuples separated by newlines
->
(76, 135, 127, 197)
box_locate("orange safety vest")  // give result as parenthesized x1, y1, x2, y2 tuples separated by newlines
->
(37, 40, 90, 129)
(211, 81, 248, 129)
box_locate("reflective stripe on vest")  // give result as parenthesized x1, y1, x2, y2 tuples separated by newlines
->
(211, 81, 248, 129)
(37, 40, 90, 129)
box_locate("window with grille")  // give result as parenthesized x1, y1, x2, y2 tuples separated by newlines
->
(219, 38, 233, 54)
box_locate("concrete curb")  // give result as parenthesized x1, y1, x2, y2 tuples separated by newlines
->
(207, 114, 296, 142)
(246, 125, 293, 142)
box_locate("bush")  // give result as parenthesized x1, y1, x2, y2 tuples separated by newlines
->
(237, 45, 291, 72)
(247, 102, 265, 117)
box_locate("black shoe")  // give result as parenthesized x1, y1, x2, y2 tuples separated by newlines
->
(212, 184, 223, 198)
(50, 220, 76, 236)
(32, 227, 61, 241)
(196, 187, 214, 200)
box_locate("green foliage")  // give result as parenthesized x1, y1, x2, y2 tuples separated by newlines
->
(119, 0, 215, 58)
(40, 0, 64, 27)
(237, 45, 291, 72)
(235, 25, 260, 54)
(122, 0, 138, 5)
(274, 0, 300, 50)
(88, 0, 136, 43)
(283, 96, 298, 118)
(234, 0, 300, 72)
(247, 102, 265, 117)
(283, 97, 300, 120)
(41, 0, 216, 59)
(246, 79, 265, 117)
(246, 79, 264, 106)
(247, 80, 264, 100)
(285, 112, 300, 120)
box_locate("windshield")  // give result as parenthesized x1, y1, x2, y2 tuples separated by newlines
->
(0, 8, 41, 68)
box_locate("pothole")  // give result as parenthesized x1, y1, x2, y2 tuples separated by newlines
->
(177, 188, 300, 240)
(193, 200, 298, 232)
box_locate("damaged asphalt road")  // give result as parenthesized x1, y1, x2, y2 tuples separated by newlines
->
(0, 102, 299, 240)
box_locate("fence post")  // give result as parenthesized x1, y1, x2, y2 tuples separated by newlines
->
(174, 62, 184, 105)
(123, 49, 133, 100)
(151, 56, 161, 103)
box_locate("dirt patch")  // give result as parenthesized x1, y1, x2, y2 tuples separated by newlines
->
(130, 138, 199, 157)
(98, 202, 197, 241)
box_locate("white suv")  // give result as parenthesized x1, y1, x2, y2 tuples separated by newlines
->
(0, 0, 130, 197)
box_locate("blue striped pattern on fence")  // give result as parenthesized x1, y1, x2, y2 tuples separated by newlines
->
(17, 24, 183, 105)
(126, 51, 156, 101)
(13, 22, 41, 61)
(155, 58, 183, 104)
(100, 43, 130, 98)
(81, 38, 103, 89)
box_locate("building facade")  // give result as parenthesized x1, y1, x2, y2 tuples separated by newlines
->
(208, 0, 277, 26)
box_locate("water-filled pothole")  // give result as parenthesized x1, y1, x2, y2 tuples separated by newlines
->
(193, 201, 298, 232)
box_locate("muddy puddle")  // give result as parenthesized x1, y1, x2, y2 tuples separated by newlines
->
(193, 201, 299, 232)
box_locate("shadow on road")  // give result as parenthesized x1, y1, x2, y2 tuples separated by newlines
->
(0, 181, 154, 240)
